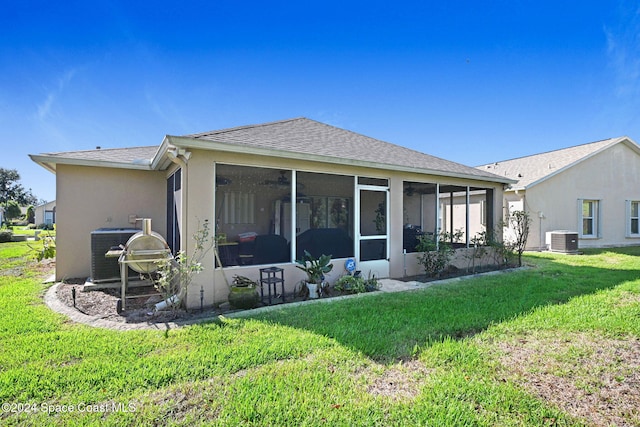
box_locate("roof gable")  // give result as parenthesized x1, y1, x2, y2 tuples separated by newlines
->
(477, 136, 639, 190)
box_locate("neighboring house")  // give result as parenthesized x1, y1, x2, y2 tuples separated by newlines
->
(0, 206, 4, 224)
(477, 136, 640, 250)
(35, 200, 56, 226)
(30, 117, 511, 309)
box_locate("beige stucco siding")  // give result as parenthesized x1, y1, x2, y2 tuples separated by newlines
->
(512, 142, 640, 250)
(179, 148, 505, 308)
(55, 164, 166, 280)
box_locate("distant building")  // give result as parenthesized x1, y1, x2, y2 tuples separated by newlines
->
(477, 136, 640, 250)
(35, 200, 56, 226)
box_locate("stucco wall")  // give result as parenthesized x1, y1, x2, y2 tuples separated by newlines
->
(177, 148, 506, 308)
(55, 164, 167, 280)
(513, 142, 640, 250)
(53, 148, 506, 308)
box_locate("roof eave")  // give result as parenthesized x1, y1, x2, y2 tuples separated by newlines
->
(28, 154, 57, 174)
(28, 154, 154, 172)
(151, 137, 174, 170)
(166, 135, 515, 185)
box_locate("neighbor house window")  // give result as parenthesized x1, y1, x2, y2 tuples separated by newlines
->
(626, 200, 640, 237)
(580, 199, 599, 238)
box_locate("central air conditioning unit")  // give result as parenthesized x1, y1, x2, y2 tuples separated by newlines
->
(90, 228, 140, 282)
(546, 230, 579, 254)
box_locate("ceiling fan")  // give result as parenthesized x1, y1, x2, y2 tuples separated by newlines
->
(261, 171, 305, 189)
(404, 183, 435, 196)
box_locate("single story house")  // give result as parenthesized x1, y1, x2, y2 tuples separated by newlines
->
(30, 117, 512, 309)
(34, 200, 56, 226)
(477, 136, 640, 250)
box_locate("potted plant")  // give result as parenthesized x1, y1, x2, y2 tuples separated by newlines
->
(228, 275, 260, 309)
(295, 250, 333, 299)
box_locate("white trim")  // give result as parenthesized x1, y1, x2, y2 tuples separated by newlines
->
(578, 199, 600, 239)
(626, 200, 640, 238)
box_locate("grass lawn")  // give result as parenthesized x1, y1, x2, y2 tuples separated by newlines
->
(9, 226, 56, 237)
(1, 243, 639, 426)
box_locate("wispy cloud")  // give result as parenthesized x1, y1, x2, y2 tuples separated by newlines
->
(144, 85, 195, 133)
(604, 3, 640, 98)
(36, 69, 77, 121)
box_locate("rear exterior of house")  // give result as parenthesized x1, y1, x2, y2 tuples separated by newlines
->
(479, 137, 640, 251)
(31, 118, 511, 309)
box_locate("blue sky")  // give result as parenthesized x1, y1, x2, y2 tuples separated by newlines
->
(2, 1, 639, 203)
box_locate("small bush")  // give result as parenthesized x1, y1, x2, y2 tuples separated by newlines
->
(0, 230, 13, 243)
(335, 275, 366, 293)
(416, 231, 460, 278)
(334, 272, 380, 294)
(37, 223, 54, 231)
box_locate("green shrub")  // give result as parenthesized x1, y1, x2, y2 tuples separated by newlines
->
(364, 273, 381, 291)
(334, 274, 366, 293)
(26, 205, 35, 224)
(416, 235, 453, 278)
(0, 230, 13, 243)
(334, 272, 380, 293)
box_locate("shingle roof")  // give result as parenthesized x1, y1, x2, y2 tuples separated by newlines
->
(476, 136, 631, 190)
(36, 146, 158, 164)
(185, 117, 505, 181)
(31, 117, 511, 184)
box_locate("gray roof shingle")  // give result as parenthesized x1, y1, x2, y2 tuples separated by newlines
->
(186, 117, 504, 181)
(31, 117, 510, 183)
(476, 137, 629, 190)
(35, 146, 158, 165)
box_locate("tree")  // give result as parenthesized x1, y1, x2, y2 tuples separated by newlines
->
(26, 205, 35, 224)
(0, 168, 39, 207)
(4, 200, 22, 221)
(506, 210, 531, 267)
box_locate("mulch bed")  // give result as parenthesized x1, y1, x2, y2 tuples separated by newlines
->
(54, 279, 372, 325)
(399, 264, 514, 283)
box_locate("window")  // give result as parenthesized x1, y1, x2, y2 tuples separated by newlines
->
(44, 211, 54, 225)
(358, 177, 388, 186)
(215, 165, 292, 267)
(296, 172, 354, 260)
(214, 166, 355, 266)
(580, 199, 599, 238)
(627, 200, 640, 237)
